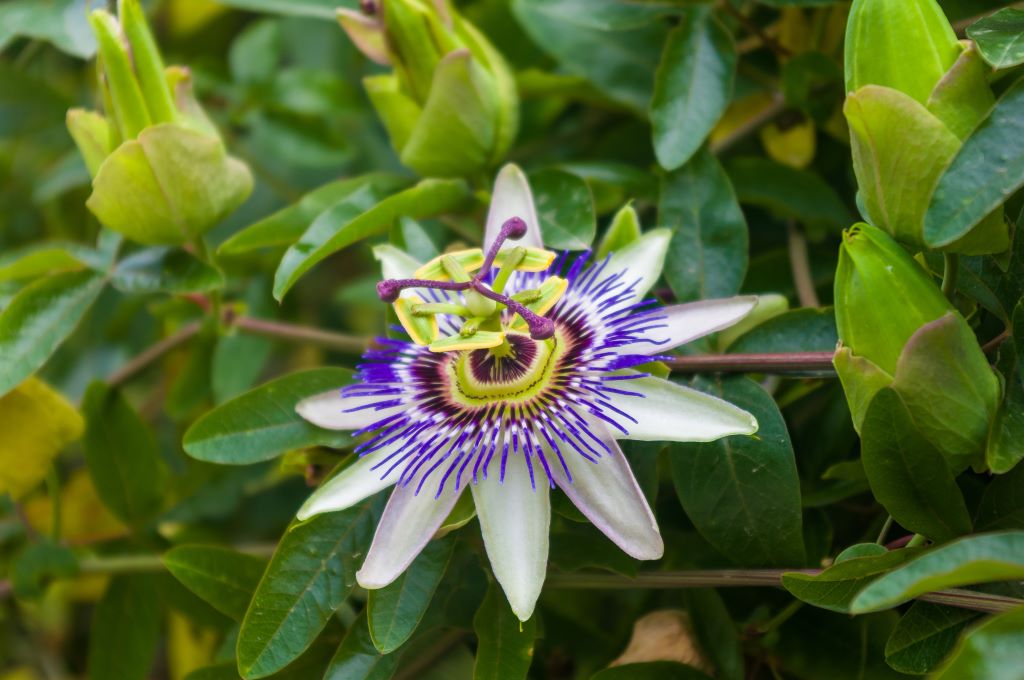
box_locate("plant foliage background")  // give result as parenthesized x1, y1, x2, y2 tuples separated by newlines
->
(2, 0, 1024, 678)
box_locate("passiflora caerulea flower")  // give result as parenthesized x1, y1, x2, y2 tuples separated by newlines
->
(296, 165, 760, 620)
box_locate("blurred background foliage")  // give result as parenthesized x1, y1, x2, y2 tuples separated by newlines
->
(1, 0, 1024, 679)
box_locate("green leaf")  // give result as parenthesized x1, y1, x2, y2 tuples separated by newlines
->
(595, 203, 642, 260)
(0, 243, 92, 282)
(924, 77, 1024, 250)
(670, 376, 805, 567)
(726, 158, 853, 232)
(272, 178, 468, 300)
(860, 388, 972, 543)
(473, 583, 537, 680)
(986, 302, 1024, 474)
(369, 535, 455, 654)
(782, 548, 923, 613)
(511, 0, 667, 113)
(0, 271, 105, 398)
(530, 169, 596, 250)
(727, 308, 837, 354)
(238, 497, 384, 678)
(850, 531, 1024, 613)
(218, 174, 408, 256)
(87, 123, 253, 246)
(966, 8, 1024, 69)
(651, 9, 736, 171)
(183, 368, 353, 465)
(884, 602, 979, 674)
(111, 247, 224, 294)
(0, 0, 95, 58)
(88, 575, 162, 680)
(163, 545, 267, 622)
(324, 612, 400, 680)
(975, 461, 1024, 531)
(682, 589, 743, 680)
(82, 382, 167, 524)
(931, 606, 1024, 679)
(659, 147, 748, 303)
(591, 662, 712, 680)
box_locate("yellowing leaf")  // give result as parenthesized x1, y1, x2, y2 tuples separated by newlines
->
(167, 610, 220, 680)
(760, 118, 815, 169)
(0, 378, 83, 499)
(23, 469, 128, 545)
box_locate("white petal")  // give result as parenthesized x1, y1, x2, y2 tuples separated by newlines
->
(550, 422, 662, 560)
(609, 373, 758, 442)
(356, 481, 464, 589)
(617, 296, 759, 356)
(604, 228, 671, 304)
(296, 390, 401, 431)
(472, 456, 549, 621)
(296, 454, 397, 520)
(484, 164, 543, 253)
(373, 244, 422, 281)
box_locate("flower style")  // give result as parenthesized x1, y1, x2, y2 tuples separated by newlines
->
(296, 165, 760, 620)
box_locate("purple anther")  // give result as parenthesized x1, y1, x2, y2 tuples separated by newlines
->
(471, 280, 556, 341)
(376, 278, 471, 302)
(480, 217, 529, 273)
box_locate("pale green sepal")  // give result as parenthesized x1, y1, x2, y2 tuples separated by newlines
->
(454, 19, 519, 166)
(166, 66, 219, 137)
(373, 244, 422, 281)
(595, 203, 641, 261)
(927, 41, 997, 140)
(833, 345, 893, 433)
(429, 331, 505, 353)
(400, 49, 499, 178)
(364, 74, 422, 154)
(119, 0, 177, 125)
(845, 85, 959, 250)
(336, 8, 391, 65)
(394, 294, 439, 346)
(66, 109, 113, 179)
(90, 9, 150, 139)
(605, 228, 671, 305)
(87, 123, 253, 245)
(891, 312, 1000, 472)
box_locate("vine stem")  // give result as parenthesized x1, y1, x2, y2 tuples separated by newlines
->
(942, 253, 959, 302)
(666, 352, 836, 374)
(233, 316, 369, 355)
(787, 220, 820, 309)
(105, 321, 201, 387)
(3, 559, 1017, 614)
(545, 571, 1024, 614)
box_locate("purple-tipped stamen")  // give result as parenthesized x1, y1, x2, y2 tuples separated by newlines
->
(377, 216, 556, 340)
(480, 217, 529, 273)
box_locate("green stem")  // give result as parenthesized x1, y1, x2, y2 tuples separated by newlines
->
(942, 253, 959, 302)
(787, 220, 820, 308)
(876, 515, 894, 545)
(106, 321, 201, 387)
(233, 317, 369, 355)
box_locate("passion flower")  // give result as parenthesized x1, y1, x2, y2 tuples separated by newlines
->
(295, 164, 760, 620)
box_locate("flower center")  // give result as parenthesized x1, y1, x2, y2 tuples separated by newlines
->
(448, 330, 565, 406)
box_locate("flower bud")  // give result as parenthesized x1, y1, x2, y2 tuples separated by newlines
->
(844, 0, 1006, 255)
(834, 223, 999, 469)
(845, 0, 960, 105)
(337, 0, 518, 178)
(67, 1, 252, 245)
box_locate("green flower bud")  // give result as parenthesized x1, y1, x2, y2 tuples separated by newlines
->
(67, 2, 252, 245)
(338, 0, 518, 178)
(845, 0, 960, 105)
(834, 223, 999, 469)
(844, 0, 1006, 255)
